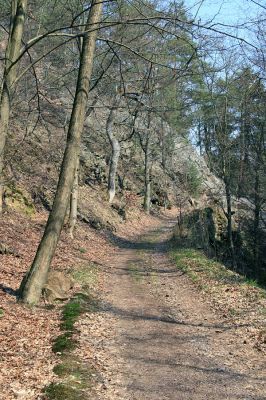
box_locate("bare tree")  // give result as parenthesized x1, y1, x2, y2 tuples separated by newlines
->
(106, 96, 121, 203)
(0, 0, 28, 212)
(69, 157, 79, 239)
(18, 0, 103, 305)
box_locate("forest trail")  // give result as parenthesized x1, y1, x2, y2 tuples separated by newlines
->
(86, 215, 266, 400)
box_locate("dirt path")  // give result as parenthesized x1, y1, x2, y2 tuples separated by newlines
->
(84, 216, 266, 400)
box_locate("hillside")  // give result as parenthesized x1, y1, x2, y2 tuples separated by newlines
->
(1, 1, 266, 398)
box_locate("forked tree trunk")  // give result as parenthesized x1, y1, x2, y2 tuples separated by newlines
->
(69, 158, 79, 239)
(106, 102, 121, 203)
(0, 0, 28, 212)
(18, 0, 103, 305)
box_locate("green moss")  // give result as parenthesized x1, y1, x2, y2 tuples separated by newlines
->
(44, 383, 86, 400)
(0, 309, 4, 317)
(52, 333, 77, 353)
(53, 290, 99, 354)
(60, 301, 81, 331)
(53, 356, 95, 387)
(48, 264, 101, 395)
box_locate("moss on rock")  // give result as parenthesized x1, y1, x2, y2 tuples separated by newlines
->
(5, 184, 35, 216)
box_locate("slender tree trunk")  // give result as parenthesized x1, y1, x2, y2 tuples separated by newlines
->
(108, 139, 121, 203)
(253, 165, 261, 277)
(160, 120, 166, 169)
(106, 101, 121, 203)
(0, 0, 28, 212)
(18, 0, 103, 305)
(224, 176, 237, 269)
(69, 158, 79, 239)
(253, 128, 264, 278)
(68, 97, 98, 232)
(237, 111, 245, 199)
(144, 137, 151, 214)
(197, 120, 203, 156)
(237, 105, 250, 199)
(203, 123, 212, 171)
(0, 85, 10, 213)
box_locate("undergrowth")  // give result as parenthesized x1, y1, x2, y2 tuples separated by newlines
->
(171, 246, 265, 291)
(170, 244, 266, 315)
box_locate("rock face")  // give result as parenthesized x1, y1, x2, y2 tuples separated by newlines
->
(173, 139, 225, 204)
(43, 271, 74, 302)
(174, 206, 229, 258)
(174, 204, 266, 281)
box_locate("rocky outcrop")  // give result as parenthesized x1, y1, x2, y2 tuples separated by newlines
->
(174, 203, 266, 282)
(174, 206, 229, 257)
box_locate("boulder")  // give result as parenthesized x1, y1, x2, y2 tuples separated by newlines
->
(43, 271, 74, 302)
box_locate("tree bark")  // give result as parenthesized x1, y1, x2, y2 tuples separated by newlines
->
(144, 136, 151, 214)
(106, 101, 121, 203)
(253, 164, 261, 277)
(0, 0, 28, 213)
(224, 175, 237, 269)
(69, 158, 79, 239)
(18, 0, 103, 305)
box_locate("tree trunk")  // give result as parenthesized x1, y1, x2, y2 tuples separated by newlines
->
(106, 102, 121, 203)
(253, 165, 261, 277)
(224, 176, 237, 269)
(18, 0, 103, 305)
(144, 137, 151, 214)
(160, 120, 166, 169)
(69, 158, 79, 239)
(0, 0, 28, 213)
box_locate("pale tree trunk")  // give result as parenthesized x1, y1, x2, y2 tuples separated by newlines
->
(144, 136, 151, 214)
(0, 0, 28, 213)
(108, 139, 121, 203)
(69, 158, 79, 239)
(68, 98, 98, 237)
(138, 115, 152, 214)
(106, 99, 121, 203)
(18, 0, 103, 305)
